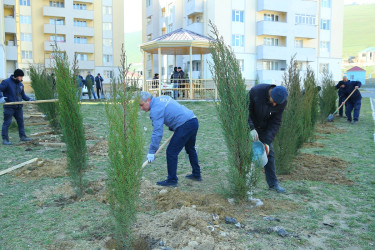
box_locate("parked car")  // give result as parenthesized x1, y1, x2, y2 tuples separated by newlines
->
(81, 85, 88, 96)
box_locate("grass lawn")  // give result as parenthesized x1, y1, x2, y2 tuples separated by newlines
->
(0, 99, 374, 249)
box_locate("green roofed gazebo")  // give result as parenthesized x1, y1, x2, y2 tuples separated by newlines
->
(140, 28, 217, 100)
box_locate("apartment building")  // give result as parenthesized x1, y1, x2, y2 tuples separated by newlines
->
(142, 0, 343, 85)
(1, 0, 124, 89)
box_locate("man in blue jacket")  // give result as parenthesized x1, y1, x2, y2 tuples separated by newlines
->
(248, 84, 288, 193)
(95, 73, 104, 99)
(340, 80, 362, 124)
(0, 69, 34, 145)
(139, 91, 201, 187)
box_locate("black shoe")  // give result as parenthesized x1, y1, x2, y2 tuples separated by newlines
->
(185, 174, 202, 181)
(3, 139, 12, 145)
(269, 184, 286, 193)
(352, 120, 358, 124)
(20, 136, 31, 142)
(347, 120, 352, 123)
(156, 179, 178, 187)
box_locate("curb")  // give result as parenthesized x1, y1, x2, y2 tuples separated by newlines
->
(370, 98, 375, 142)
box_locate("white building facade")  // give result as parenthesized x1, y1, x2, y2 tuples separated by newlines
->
(142, 0, 343, 85)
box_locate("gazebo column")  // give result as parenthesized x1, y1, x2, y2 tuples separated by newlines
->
(200, 53, 203, 79)
(151, 54, 154, 79)
(158, 48, 162, 96)
(190, 46, 193, 99)
(143, 50, 146, 91)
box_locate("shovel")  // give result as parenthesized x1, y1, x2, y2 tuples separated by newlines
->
(142, 133, 173, 169)
(327, 88, 357, 122)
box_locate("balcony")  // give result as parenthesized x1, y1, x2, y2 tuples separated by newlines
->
(4, 0, 15, 6)
(44, 23, 69, 34)
(294, 47, 316, 61)
(294, 24, 317, 39)
(6, 46, 17, 61)
(256, 45, 288, 60)
(4, 17, 16, 33)
(72, 26, 94, 36)
(74, 43, 94, 53)
(185, 0, 203, 16)
(257, 70, 285, 85)
(77, 60, 94, 69)
(72, 9, 94, 19)
(77, 0, 93, 3)
(257, 21, 288, 36)
(257, 0, 288, 12)
(186, 22, 203, 35)
(43, 6, 66, 17)
(44, 41, 68, 51)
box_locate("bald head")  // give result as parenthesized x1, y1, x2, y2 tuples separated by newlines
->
(343, 76, 348, 82)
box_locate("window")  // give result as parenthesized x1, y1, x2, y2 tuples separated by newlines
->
(167, 23, 173, 33)
(147, 16, 152, 24)
(77, 53, 88, 61)
(74, 20, 87, 27)
(19, 0, 30, 6)
(232, 35, 244, 47)
(263, 61, 279, 70)
(147, 34, 152, 41)
(192, 61, 201, 71)
(232, 10, 244, 23)
(321, 0, 331, 8)
(264, 13, 279, 22)
(237, 59, 244, 71)
(49, 1, 64, 7)
(320, 20, 330, 30)
(295, 39, 303, 48)
(319, 63, 329, 73)
(50, 52, 65, 59)
(50, 19, 64, 25)
(103, 23, 112, 31)
(22, 68, 30, 76)
(161, 67, 165, 75)
(104, 70, 113, 79)
(20, 15, 31, 24)
(295, 14, 316, 25)
(146, 0, 151, 7)
(50, 35, 65, 42)
(264, 37, 279, 46)
(103, 6, 112, 15)
(103, 39, 112, 47)
(21, 50, 33, 59)
(103, 54, 113, 63)
(21, 33, 32, 42)
(320, 41, 330, 53)
(74, 37, 87, 44)
(73, 3, 87, 10)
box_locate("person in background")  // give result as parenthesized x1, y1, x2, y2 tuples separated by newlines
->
(0, 69, 34, 145)
(170, 67, 180, 99)
(76, 73, 84, 101)
(341, 79, 362, 124)
(177, 67, 186, 98)
(95, 73, 104, 99)
(85, 71, 96, 100)
(152, 73, 159, 89)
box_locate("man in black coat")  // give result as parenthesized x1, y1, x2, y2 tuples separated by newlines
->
(95, 73, 104, 99)
(340, 79, 362, 124)
(248, 84, 288, 193)
(335, 76, 349, 117)
(170, 67, 180, 99)
(0, 69, 34, 145)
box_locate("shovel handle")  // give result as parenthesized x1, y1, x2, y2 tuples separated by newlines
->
(141, 133, 173, 169)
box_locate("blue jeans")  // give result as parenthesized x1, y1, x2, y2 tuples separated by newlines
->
(338, 95, 346, 116)
(345, 98, 361, 121)
(173, 83, 179, 99)
(166, 118, 201, 182)
(2, 107, 26, 140)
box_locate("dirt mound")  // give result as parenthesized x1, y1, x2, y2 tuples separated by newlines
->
(302, 142, 325, 148)
(90, 140, 108, 156)
(315, 123, 347, 135)
(280, 153, 353, 185)
(13, 158, 67, 180)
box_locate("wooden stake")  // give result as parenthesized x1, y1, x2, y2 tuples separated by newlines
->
(3, 99, 58, 105)
(142, 134, 173, 169)
(25, 122, 49, 126)
(30, 131, 53, 137)
(0, 158, 39, 176)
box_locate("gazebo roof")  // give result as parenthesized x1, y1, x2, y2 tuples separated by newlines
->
(140, 28, 215, 55)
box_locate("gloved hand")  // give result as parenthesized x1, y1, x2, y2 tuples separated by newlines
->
(147, 154, 155, 163)
(0, 97, 6, 104)
(250, 129, 259, 142)
(29, 98, 35, 101)
(264, 144, 269, 155)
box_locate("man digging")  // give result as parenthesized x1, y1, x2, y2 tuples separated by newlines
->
(248, 84, 288, 193)
(139, 91, 201, 187)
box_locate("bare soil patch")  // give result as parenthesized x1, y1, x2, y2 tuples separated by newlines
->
(89, 140, 108, 156)
(302, 142, 325, 148)
(315, 123, 347, 135)
(280, 153, 353, 185)
(13, 158, 68, 180)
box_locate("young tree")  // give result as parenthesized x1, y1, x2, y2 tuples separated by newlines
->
(105, 45, 144, 248)
(319, 69, 337, 123)
(302, 65, 319, 141)
(209, 21, 259, 200)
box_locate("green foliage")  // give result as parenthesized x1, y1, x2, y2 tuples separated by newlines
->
(86, 76, 93, 99)
(29, 64, 60, 132)
(209, 21, 259, 200)
(105, 44, 144, 248)
(302, 66, 319, 142)
(53, 48, 88, 196)
(274, 56, 304, 174)
(319, 69, 337, 123)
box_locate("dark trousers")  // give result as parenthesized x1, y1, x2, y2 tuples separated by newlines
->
(2, 107, 26, 140)
(96, 87, 101, 99)
(345, 98, 361, 121)
(338, 95, 346, 116)
(166, 118, 201, 182)
(263, 143, 278, 187)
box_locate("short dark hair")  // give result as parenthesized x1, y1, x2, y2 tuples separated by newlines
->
(178, 67, 182, 69)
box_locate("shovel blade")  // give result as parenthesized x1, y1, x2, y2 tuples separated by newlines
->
(327, 114, 334, 122)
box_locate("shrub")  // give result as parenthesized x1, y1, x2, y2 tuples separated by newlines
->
(53, 49, 88, 196)
(319, 69, 337, 123)
(29, 64, 60, 132)
(105, 45, 144, 248)
(302, 65, 319, 141)
(274, 56, 304, 174)
(209, 21, 259, 200)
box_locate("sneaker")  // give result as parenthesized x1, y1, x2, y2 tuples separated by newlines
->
(269, 184, 286, 193)
(156, 179, 178, 187)
(20, 136, 32, 142)
(3, 139, 12, 145)
(185, 174, 202, 181)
